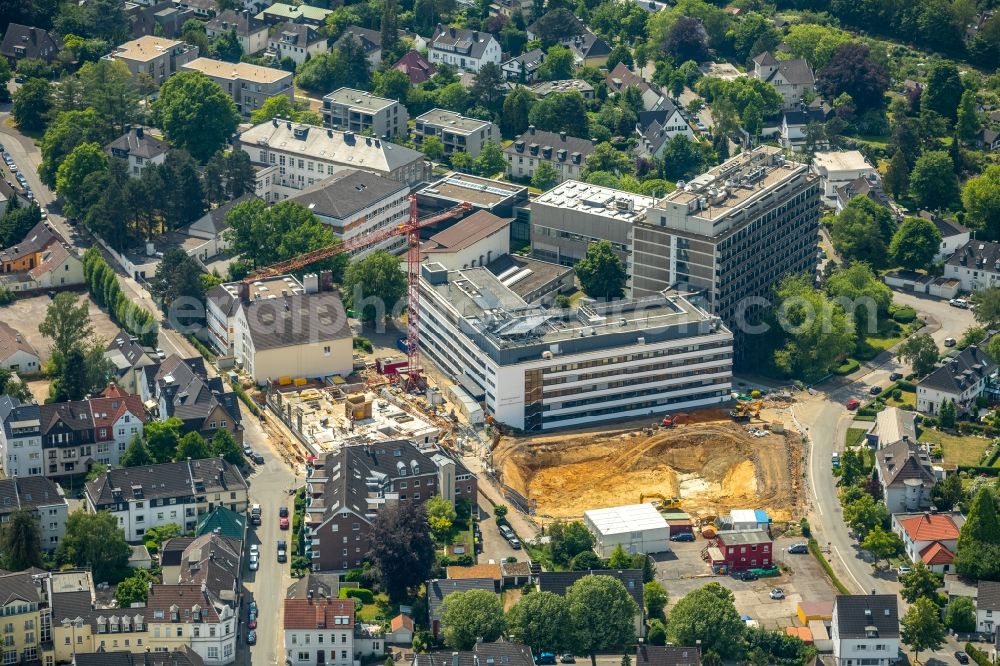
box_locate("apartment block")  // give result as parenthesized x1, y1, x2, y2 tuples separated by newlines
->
(630, 146, 821, 347)
(0, 476, 68, 551)
(237, 120, 429, 196)
(503, 126, 594, 183)
(85, 458, 249, 541)
(181, 57, 293, 117)
(530, 181, 657, 266)
(427, 26, 501, 72)
(323, 88, 408, 139)
(268, 22, 327, 65)
(414, 109, 498, 158)
(104, 36, 199, 84)
(418, 263, 733, 431)
(206, 9, 269, 55)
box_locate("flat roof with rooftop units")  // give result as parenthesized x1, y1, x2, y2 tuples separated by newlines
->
(324, 87, 400, 112)
(419, 172, 527, 209)
(534, 181, 657, 222)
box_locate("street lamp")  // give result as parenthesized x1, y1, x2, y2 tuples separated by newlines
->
(62, 616, 83, 664)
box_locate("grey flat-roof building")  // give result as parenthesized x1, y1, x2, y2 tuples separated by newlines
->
(414, 109, 498, 158)
(630, 146, 821, 354)
(323, 87, 408, 139)
(416, 172, 530, 243)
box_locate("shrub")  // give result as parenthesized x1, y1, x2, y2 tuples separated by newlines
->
(0, 287, 14, 305)
(892, 306, 917, 323)
(345, 569, 365, 582)
(965, 643, 992, 666)
(339, 588, 375, 604)
(834, 359, 860, 375)
(891, 388, 902, 400)
(353, 336, 374, 353)
(896, 380, 917, 391)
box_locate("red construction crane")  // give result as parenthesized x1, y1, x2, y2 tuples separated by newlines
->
(242, 196, 471, 389)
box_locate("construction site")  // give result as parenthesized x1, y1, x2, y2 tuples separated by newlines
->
(492, 404, 804, 524)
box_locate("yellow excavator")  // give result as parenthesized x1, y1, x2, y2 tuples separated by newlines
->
(730, 400, 763, 421)
(639, 493, 682, 510)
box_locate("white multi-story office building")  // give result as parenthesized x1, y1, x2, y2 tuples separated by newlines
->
(418, 262, 733, 431)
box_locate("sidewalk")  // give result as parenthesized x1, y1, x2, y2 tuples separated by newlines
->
(463, 453, 540, 542)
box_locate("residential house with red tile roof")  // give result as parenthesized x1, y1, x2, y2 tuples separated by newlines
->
(89, 385, 147, 467)
(144, 583, 237, 665)
(394, 50, 436, 84)
(892, 512, 964, 574)
(284, 598, 364, 666)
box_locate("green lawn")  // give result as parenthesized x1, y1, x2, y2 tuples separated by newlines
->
(885, 390, 916, 408)
(846, 427, 869, 448)
(918, 429, 991, 467)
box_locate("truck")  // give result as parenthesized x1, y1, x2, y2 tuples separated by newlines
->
(277, 539, 287, 563)
(376, 357, 409, 375)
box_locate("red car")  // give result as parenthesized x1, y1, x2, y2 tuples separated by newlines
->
(279, 516, 289, 529)
(846, 398, 861, 410)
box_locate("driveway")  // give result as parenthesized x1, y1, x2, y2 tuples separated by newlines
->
(890, 290, 977, 349)
(477, 494, 521, 564)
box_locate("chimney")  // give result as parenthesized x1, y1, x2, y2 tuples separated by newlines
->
(453, 654, 461, 666)
(559, 131, 566, 140)
(528, 125, 535, 135)
(238, 282, 250, 303)
(136, 127, 144, 139)
(319, 270, 333, 292)
(272, 118, 278, 127)
(472, 31, 479, 41)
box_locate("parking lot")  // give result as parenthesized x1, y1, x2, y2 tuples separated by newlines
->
(3, 293, 121, 363)
(657, 536, 838, 629)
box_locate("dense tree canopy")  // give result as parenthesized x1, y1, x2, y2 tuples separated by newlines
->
(816, 43, 888, 112)
(154, 71, 239, 162)
(668, 583, 745, 658)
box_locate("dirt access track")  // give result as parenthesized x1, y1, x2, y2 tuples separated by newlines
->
(494, 412, 803, 523)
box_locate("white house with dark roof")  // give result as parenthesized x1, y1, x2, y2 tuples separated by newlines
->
(0, 23, 61, 66)
(918, 211, 971, 261)
(267, 22, 327, 65)
(635, 105, 694, 159)
(875, 440, 936, 514)
(105, 127, 170, 178)
(606, 63, 666, 111)
(916, 344, 997, 414)
(977, 580, 1000, 635)
(503, 127, 595, 183)
(0, 476, 68, 550)
(286, 170, 410, 257)
(334, 25, 383, 70)
(635, 644, 701, 666)
(206, 9, 269, 55)
(144, 583, 237, 664)
(830, 594, 899, 666)
(752, 51, 815, 111)
(428, 26, 501, 72)
(501, 48, 545, 82)
(0, 396, 42, 478)
(0, 321, 40, 372)
(206, 274, 305, 356)
(179, 193, 256, 262)
(945, 240, 1000, 293)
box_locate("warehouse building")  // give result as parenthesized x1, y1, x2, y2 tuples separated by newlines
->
(584, 503, 671, 557)
(418, 261, 733, 431)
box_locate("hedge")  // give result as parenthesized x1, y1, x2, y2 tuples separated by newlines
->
(891, 306, 917, 324)
(834, 359, 860, 375)
(957, 466, 1000, 477)
(82, 247, 158, 346)
(965, 643, 992, 666)
(231, 380, 261, 417)
(338, 588, 374, 604)
(809, 538, 850, 595)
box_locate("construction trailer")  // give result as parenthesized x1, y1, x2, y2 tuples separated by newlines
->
(583, 503, 671, 557)
(447, 384, 485, 426)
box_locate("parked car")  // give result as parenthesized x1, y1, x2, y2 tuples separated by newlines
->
(869, 386, 882, 395)
(252, 453, 264, 465)
(560, 656, 575, 664)
(243, 446, 253, 457)
(279, 516, 289, 530)
(889, 372, 903, 381)
(896, 565, 911, 575)
(277, 539, 287, 562)
(944, 337, 957, 347)
(769, 588, 784, 600)
(536, 653, 556, 665)
(949, 298, 970, 309)
(498, 525, 514, 539)
(954, 651, 970, 664)
(832, 452, 840, 468)
(508, 537, 522, 550)
(249, 544, 259, 556)
(846, 398, 860, 410)
(250, 504, 262, 516)
(248, 601, 258, 615)
(787, 543, 808, 554)
(250, 514, 261, 526)
(738, 571, 758, 581)
(247, 615, 257, 629)
(246, 630, 256, 645)
(248, 554, 259, 571)
(155, 348, 166, 360)
(670, 532, 696, 542)
(279, 507, 289, 518)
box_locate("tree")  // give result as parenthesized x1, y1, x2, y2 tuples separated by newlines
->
(607, 544, 631, 570)
(421, 135, 445, 161)
(0, 199, 42, 250)
(475, 142, 506, 177)
(605, 45, 633, 71)
(548, 521, 596, 565)
(909, 151, 960, 210)
(830, 205, 887, 267)
(470, 62, 506, 112)
(783, 24, 851, 70)
(921, 62, 963, 121)
(825, 263, 892, 335)
(527, 91, 589, 138)
(898, 334, 939, 377)
(175, 431, 210, 461)
(726, 12, 778, 62)
(441, 589, 506, 649)
(38, 293, 94, 367)
(816, 43, 888, 112)
(646, 620, 666, 646)
(931, 474, 964, 512)
(843, 493, 889, 538)
(39, 108, 112, 189)
(584, 143, 631, 177)
(571, 551, 604, 570)
(56, 142, 108, 219)
(956, 90, 981, 145)
(367, 502, 435, 600)
(961, 166, 1000, 239)
(0, 508, 42, 570)
(380, 0, 399, 54)
(663, 16, 709, 63)
(958, 487, 1000, 551)
(938, 398, 957, 429)
(57, 510, 131, 583)
(121, 434, 153, 467)
(211, 28, 242, 62)
(0, 368, 31, 404)
(883, 150, 910, 201)
(115, 570, 153, 608)
(531, 8, 583, 43)
(536, 45, 574, 82)
(901, 597, 945, 663)
(974, 287, 1000, 329)
(860, 526, 903, 568)
(502, 86, 534, 138)
(144, 417, 184, 464)
(565, 575, 638, 666)
(889, 217, 942, 270)
(899, 562, 943, 604)
(644, 581, 667, 619)
(12, 79, 52, 133)
(155, 71, 240, 162)
(150, 247, 205, 314)
(667, 583, 744, 659)
(210, 430, 242, 466)
(531, 161, 560, 190)
(78, 59, 139, 134)
(249, 95, 314, 125)
(426, 495, 457, 541)
(0, 58, 10, 102)
(344, 251, 408, 323)
(575, 240, 625, 301)
(768, 275, 856, 381)
(944, 596, 977, 633)
(507, 591, 571, 652)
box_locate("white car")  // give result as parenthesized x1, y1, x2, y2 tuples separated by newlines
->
(769, 588, 785, 600)
(897, 566, 911, 575)
(249, 554, 259, 571)
(249, 544, 259, 556)
(949, 298, 969, 309)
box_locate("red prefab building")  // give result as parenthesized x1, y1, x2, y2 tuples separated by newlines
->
(715, 529, 772, 571)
